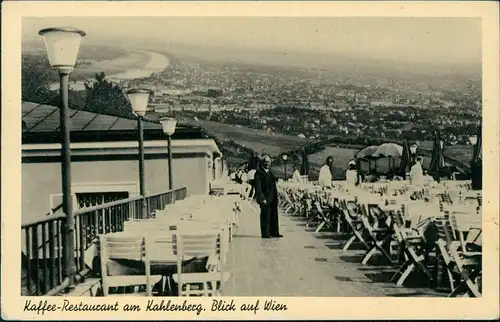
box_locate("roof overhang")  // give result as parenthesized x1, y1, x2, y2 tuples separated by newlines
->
(23, 138, 220, 157)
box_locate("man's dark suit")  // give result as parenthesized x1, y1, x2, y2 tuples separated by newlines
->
(254, 168, 280, 238)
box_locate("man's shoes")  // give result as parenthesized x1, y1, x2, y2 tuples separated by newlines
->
(262, 236, 271, 239)
(272, 234, 283, 238)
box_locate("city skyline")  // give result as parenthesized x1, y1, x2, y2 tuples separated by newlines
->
(23, 17, 481, 68)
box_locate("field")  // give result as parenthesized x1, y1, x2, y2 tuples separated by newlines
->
(164, 118, 475, 179)
(192, 120, 316, 155)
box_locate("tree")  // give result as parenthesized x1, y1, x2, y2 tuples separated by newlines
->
(21, 55, 56, 104)
(84, 72, 134, 119)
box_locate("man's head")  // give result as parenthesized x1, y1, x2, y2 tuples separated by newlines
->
(417, 156, 424, 164)
(326, 156, 333, 166)
(261, 155, 272, 169)
(293, 165, 298, 171)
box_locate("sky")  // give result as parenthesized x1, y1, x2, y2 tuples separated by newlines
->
(22, 17, 481, 66)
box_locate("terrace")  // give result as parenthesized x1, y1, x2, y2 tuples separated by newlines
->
(21, 100, 224, 296)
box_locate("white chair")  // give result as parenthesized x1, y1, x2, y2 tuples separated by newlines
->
(99, 235, 162, 296)
(172, 232, 230, 296)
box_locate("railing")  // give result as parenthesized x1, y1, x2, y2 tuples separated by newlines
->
(21, 187, 188, 296)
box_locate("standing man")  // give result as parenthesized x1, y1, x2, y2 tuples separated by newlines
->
(410, 156, 424, 186)
(254, 155, 283, 239)
(318, 156, 333, 189)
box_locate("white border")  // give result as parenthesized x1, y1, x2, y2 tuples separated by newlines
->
(2, 1, 499, 320)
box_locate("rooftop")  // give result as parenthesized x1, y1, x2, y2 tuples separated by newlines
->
(22, 101, 212, 144)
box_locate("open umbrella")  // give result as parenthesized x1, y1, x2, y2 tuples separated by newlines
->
(398, 140, 411, 177)
(372, 143, 403, 158)
(372, 143, 403, 174)
(429, 131, 446, 180)
(355, 145, 379, 159)
(355, 145, 380, 173)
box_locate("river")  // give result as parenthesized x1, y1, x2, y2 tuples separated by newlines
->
(49, 49, 170, 91)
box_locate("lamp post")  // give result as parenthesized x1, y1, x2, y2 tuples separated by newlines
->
(39, 27, 85, 286)
(282, 154, 288, 180)
(127, 89, 151, 218)
(469, 135, 478, 160)
(469, 134, 481, 190)
(160, 117, 177, 191)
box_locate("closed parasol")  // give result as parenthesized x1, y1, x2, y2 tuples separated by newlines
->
(398, 140, 412, 176)
(429, 131, 446, 180)
(300, 148, 310, 178)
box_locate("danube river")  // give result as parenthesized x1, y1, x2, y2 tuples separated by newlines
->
(49, 49, 170, 91)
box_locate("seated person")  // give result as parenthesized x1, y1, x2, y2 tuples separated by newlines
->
(423, 170, 434, 183)
(385, 170, 396, 181)
(365, 170, 379, 183)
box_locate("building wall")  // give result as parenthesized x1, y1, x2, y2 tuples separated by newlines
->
(22, 156, 208, 224)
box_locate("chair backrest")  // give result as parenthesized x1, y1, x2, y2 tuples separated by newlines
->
(173, 232, 221, 258)
(390, 210, 406, 243)
(99, 235, 151, 296)
(100, 235, 147, 261)
(433, 219, 448, 241)
(441, 214, 457, 244)
(172, 231, 222, 296)
(346, 201, 359, 219)
(449, 214, 467, 250)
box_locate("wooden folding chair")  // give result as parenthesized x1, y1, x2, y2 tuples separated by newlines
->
(359, 204, 395, 265)
(311, 200, 338, 233)
(433, 218, 457, 292)
(390, 208, 434, 287)
(341, 200, 369, 251)
(447, 214, 482, 297)
(332, 197, 346, 233)
(99, 235, 162, 296)
(281, 190, 294, 214)
(172, 232, 230, 296)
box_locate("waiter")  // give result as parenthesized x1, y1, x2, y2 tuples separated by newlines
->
(254, 155, 283, 239)
(318, 156, 333, 189)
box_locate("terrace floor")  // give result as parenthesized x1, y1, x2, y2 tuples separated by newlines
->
(223, 201, 444, 297)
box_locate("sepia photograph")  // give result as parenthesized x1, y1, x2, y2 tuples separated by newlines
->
(2, 1, 499, 320)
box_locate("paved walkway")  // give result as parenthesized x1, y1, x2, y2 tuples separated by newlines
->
(223, 201, 443, 297)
